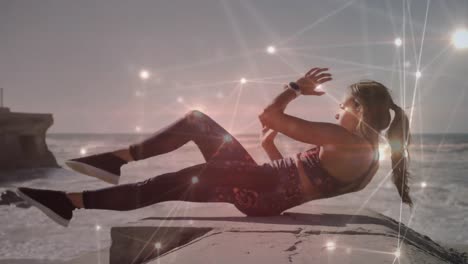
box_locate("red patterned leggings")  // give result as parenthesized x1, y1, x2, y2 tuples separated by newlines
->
(82, 110, 305, 216)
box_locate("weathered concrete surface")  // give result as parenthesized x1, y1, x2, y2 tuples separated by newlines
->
(102, 203, 467, 264)
(0, 107, 58, 171)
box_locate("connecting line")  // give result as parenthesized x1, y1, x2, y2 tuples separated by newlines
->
(277, 0, 356, 46)
(400, 82, 467, 245)
(287, 50, 401, 74)
(279, 41, 391, 51)
(420, 44, 451, 72)
(229, 84, 243, 133)
(385, 0, 398, 44)
(408, 0, 431, 126)
(416, 0, 431, 71)
(130, 187, 190, 264)
(220, 0, 263, 103)
(405, 0, 420, 69)
(275, 52, 304, 75)
(156, 49, 263, 75)
(248, 73, 300, 82)
(327, 151, 408, 245)
(130, 156, 224, 264)
(172, 80, 242, 91)
(396, 0, 406, 251)
(129, 128, 236, 263)
(135, 176, 205, 263)
(399, 0, 431, 245)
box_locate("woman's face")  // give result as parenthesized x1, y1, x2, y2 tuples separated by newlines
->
(335, 95, 362, 133)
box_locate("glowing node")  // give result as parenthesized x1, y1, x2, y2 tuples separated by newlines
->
(80, 148, 87, 156)
(192, 105, 206, 112)
(345, 247, 352, 254)
(451, 28, 468, 49)
(177, 96, 184, 103)
(325, 241, 336, 251)
(139, 70, 150, 80)
(394, 38, 402, 47)
(135, 126, 142, 133)
(316, 84, 324, 91)
(266, 45, 276, 54)
(188, 220, 194, 225)
(223, 134, 232, 142)
(240, 78, 247, 84)
(95, 225, 101, 231)
(421, 181, 427, 188)
(394, 248, 401, 258)
(415, 71, 422, 79)
(378, 145, 387, 161)
(155, 242, 162, 249)
(192, 176, 199, 184)
(403, 149, 409, 158)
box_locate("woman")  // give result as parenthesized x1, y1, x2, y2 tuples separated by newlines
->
(16, 67, 413, 227)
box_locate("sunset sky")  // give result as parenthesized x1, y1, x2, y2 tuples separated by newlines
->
(1, 0, 467, 134)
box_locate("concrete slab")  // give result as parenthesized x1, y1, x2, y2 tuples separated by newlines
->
(100, 203, 466, 264)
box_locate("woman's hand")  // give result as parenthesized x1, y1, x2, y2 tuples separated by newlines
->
(260, 124, 278, 145)
(295, 67, 332, 96)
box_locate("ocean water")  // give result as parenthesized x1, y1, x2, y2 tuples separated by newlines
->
(0, 132, 467, 261)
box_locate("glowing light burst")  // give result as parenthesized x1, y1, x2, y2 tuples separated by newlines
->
(378, 144, 387, 161)
(177, 96, 184, 103)
(80, 147, 87, 155)
(325, 241, 336, 251)
(266, 45, 276, 54)
(415, 71, 422, 78)
(135, 126, 142, 133)
(154, 242, 162, 249)
(240, 78, 248, 84)
(394, 38, 403, 47)
(394, 248, 401, 258)
(421, 181, 427, 188)
(139, 70, 150, 80)
(192, 105, 206, 112)
(223, 134, 232, 142)
(451, 28, 468, 49)
(191, 176, 199, 184)
(95, 225, 101, 231)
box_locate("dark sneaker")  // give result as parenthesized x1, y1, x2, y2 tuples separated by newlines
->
(17, 187, 76, 227)
(65, 151, 128, 185)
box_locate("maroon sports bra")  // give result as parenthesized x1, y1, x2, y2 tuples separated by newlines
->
(296, 146, 379, 198)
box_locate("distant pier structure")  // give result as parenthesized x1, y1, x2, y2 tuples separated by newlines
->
(0, 88, 59, 170)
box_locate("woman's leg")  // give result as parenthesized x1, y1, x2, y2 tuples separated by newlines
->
(128, 110, 257, 165)
(75, 162, 278, 211)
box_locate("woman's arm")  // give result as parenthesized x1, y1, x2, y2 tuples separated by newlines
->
(262, 85, 298, 113)
(260, 68, 329, 113)
(258, 68, 356, 146)
(261, 141, 284, 161)
(260, 124, 283, 161)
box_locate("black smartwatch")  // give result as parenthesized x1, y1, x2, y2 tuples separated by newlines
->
(287, 82, 301, 96)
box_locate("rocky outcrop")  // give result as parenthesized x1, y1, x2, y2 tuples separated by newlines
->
(0, 107, 58, 171)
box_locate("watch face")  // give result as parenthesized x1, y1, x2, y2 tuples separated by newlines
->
(289, 82, 300, 91)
